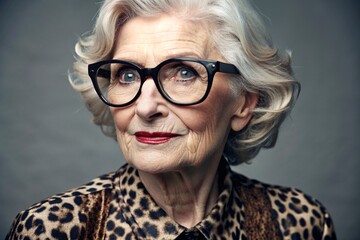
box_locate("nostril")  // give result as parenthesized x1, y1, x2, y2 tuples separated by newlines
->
(148, 112, 163, 120)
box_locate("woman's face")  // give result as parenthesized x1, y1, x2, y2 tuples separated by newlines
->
(110, 14, 252, 173)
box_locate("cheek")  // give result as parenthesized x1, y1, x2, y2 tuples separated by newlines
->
(110, 107, 134, 151)
(182, 90, 235, 132)
(110, 107, 133, 132)
(179, 103, 232, 150)
(182, 85, 237, 149)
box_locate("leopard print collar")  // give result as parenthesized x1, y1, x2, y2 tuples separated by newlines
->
(112, 161, 241, 239)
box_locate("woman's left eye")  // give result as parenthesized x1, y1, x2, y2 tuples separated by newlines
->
(177, 67, 197, 80)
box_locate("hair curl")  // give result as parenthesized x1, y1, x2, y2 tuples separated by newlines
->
(69, 0, 300, 165)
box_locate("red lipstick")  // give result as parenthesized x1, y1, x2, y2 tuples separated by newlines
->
(135, 132, 179, 145)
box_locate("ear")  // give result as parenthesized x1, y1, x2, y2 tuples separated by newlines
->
(231, 92, 258, 132)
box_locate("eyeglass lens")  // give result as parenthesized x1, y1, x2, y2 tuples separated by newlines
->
(95, 61, 209, 105)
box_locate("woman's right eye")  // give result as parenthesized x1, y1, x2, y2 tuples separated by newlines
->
(114, 69, 138, 84)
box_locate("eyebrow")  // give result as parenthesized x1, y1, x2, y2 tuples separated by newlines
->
(111, 54, 142, 65)
(112, 51, 204, 67)
(162, 50, 203, 60)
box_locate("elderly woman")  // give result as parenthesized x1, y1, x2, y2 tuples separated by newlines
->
(7, 0, 336, 239)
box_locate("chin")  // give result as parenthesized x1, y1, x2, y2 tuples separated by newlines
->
(126, 153, 191, 174)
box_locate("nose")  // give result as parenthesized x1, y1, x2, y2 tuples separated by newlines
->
(135, 78, 168, 121)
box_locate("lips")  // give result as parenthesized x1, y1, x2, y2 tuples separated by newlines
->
(135, 131, 180, 145)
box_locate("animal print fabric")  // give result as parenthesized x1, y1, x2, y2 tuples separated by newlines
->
(6, 160, 336, 239)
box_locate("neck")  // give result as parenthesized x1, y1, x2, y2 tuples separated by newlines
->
(138, 161, 220, 228)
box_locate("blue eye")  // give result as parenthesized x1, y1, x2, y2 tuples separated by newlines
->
(177, 67, 198, 81)
(123, 71, 136, 82)
(179, 68, 195, 79)
(115, 68, 139, 84)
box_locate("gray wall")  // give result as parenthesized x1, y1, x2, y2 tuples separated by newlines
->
(0, 1, 359, 238)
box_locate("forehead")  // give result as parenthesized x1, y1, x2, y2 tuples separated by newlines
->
(113, 14, 214, 64)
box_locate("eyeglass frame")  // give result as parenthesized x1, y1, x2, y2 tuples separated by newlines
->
(88, 57, 241, 107)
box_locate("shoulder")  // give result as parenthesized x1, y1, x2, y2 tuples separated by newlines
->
(231, 171, 336, 240)
(6, 170, 119, 239)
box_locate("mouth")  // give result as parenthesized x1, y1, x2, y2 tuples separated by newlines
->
(135, 131, 180, 145)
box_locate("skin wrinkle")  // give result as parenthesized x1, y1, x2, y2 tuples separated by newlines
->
(110, 14, 255, 228)
(114, 32, 208, 67)
(140, 159, 220, 227)
(113, 13, 213, 65)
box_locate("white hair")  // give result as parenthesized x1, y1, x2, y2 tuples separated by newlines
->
(69, 0, 300, 165)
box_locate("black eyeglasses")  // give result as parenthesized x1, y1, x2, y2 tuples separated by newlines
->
(88, 57, 240, 107)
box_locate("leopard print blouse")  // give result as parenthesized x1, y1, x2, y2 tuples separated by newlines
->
(6, 161, 336, 239)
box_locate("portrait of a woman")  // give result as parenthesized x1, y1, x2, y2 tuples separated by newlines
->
(5, 0, 338, 239)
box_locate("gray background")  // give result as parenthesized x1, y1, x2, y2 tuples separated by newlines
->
(0, 0, 359, 239)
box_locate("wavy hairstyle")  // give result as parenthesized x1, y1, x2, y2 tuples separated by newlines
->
(69, 0, 300, 165)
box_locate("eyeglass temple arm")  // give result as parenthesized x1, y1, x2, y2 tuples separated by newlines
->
(218, 62, 241, 75)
